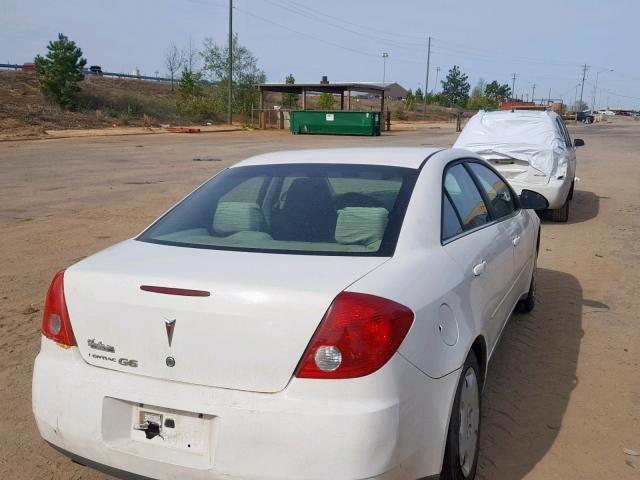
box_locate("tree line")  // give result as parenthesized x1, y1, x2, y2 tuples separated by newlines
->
(402, 65, 512, 114)
(33, 34, 512, 123)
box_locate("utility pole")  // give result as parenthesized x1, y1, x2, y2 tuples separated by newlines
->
(433, 66, 440, 93)
(382, 52, 388, 87)
(531, 84, 536, 104)
(548, 87, 552, 105)
(511, 73, 517, 100)
(227, 0, 233, 125)
(576, 63, 588, 123)
(423, 36, 431, 119)
(592, 68, 613, 112)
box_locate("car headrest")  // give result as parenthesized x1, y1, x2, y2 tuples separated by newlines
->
(213, 202, 267, 235)
(335, 207, 389, 246)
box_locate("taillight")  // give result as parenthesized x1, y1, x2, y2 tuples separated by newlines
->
(295, 292, 414, 379)
(41, 269, 76, 347)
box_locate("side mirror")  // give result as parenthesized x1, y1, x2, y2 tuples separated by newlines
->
(574, 138, 585, 147)
(520, 189, 549, 210)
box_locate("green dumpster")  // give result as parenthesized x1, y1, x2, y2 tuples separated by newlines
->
(290, 111, 381, 136)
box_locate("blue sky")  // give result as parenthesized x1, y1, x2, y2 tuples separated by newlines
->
(2, 0, 639, 108)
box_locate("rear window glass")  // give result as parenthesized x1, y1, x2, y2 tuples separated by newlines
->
(138, 164, 418, 256)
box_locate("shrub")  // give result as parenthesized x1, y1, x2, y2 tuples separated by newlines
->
(317, 92, 335, 110)
(34, 33, 87, 110)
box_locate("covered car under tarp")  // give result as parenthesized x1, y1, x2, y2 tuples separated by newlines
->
(454, 110, 569, 179)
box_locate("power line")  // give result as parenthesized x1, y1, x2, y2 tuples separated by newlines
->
(274, 0, 426, 41)
(176, 0, 640, 104)
(432, 37, 582, 68)
(233, 4, 425, 65)
(262, 0, 425, 50)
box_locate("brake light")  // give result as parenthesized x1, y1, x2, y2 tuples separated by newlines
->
(41, 269, 76, 347)
(295, 292, 414, 379)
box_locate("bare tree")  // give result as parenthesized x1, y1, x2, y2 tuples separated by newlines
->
(182, 37, 199, 73)
(164, 42, 183, 91)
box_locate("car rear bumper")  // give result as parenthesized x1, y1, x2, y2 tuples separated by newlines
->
(33, 337, 457, 480)
(510, 175, 572, 209)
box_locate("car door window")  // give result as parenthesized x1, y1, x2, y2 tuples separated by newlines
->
(555, 118, 572, 148)
(444, 164, 490, 231)
(442, 194, 463, 240)
(467, 163, 517, 220)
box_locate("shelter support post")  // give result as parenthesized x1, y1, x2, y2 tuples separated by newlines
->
(340, 92, 344, 110)
(302, 88, 307, 110)
(347, 89, 351, 111)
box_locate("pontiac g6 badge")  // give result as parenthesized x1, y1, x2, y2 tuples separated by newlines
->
(164, 318, 176, 347)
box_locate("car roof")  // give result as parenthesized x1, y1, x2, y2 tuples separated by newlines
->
(232, 147, 443, 170)
(473, 110, 559, 121)
(454, 109, 564, 150)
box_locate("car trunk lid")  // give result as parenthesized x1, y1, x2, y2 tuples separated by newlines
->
(65, 240, 387, 393)
(482, 153, 550, 186)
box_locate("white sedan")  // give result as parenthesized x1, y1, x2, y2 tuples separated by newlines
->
(33, 148, 544, 480)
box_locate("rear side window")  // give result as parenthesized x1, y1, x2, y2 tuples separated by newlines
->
(444, 164, 490, 231)
(555, 118, 572, 148)
(467, 163, 517, 220)
(138, 163, 418, 256)
(442, 194, 463, 240)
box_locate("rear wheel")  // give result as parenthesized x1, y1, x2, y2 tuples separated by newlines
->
(516, 261, 536, 313)
(441, 351, 481, 480)
(549, 197, 570, 222)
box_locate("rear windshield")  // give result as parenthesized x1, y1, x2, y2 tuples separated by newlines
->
(138, 163, 418, 256)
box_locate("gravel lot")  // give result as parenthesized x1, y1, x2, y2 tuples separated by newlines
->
(0, 120, 638, 479)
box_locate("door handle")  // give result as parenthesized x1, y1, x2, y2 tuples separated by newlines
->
(473, 260, 487, 276)
(512, 236, 521, 247)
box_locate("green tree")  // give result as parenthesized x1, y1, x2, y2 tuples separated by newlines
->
(414, 87, 424, 103)
(317, 92, 335, 110)
(466, 78, 498, 110)
(282, 73, 299, 109)
(201, 34, 266, 117)
(440, 65, 470, 107)
(404, 89, 415, 109)
(484, 80, 511, 103)
(34, 33, 87, 110)
(178, 69, 203, 99)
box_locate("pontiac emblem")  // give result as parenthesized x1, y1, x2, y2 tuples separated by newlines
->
(164, 318, 176, 347)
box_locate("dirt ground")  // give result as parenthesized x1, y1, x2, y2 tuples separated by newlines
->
(0, 119, 638, 479)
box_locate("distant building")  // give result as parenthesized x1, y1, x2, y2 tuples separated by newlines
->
(500, 101, 546, 111)
(608, 108, 636, 116)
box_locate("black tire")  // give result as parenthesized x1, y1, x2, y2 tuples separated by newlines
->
(549, 198, 570, 222)
(516, 263, 536, 313)
(441, 351, 482, 480)
(568, 180, 575, 200)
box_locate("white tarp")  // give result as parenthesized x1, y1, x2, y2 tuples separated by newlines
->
(454, 110, 569, 178)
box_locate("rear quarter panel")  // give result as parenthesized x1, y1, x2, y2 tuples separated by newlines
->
(347, 150, 486, 379)
(347, 249, 478, 379)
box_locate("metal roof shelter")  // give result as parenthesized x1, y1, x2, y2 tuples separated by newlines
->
(257, 82, 388, 112)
